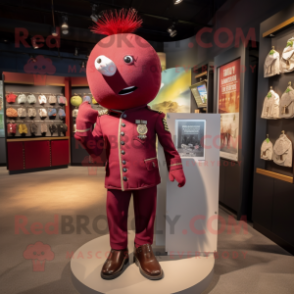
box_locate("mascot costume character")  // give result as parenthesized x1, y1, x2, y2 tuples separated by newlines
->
(75, 9, 186, 280)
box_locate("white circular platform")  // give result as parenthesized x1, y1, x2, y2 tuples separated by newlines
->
(71, 231, 214, 294)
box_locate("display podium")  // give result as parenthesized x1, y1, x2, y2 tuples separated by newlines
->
(70, 113, 220, 294)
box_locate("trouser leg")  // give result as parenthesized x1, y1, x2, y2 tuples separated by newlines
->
(106, 189, 131, 250)
(133, 186, 157, 247)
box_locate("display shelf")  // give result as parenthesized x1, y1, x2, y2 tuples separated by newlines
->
(3, 72, 66, 86)
(190, 62, 214, 114)
(263, 16, 294, 38)
(256, 168, 293, 183)
(3, 72, 70, 172)
(252, 2, 294, 255)
(195, 71, 207, 79)
(7, 136, 69, 142)
(69, 77, 106, 166)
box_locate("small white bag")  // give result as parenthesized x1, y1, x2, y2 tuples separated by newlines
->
(280, 85, 294, 119)
(264, 49, 280, 77)
(280, 38, 294, 73)
(261, 89, 280, 119)
(260, 139, 273, 161)
(273, 133, 293, 167)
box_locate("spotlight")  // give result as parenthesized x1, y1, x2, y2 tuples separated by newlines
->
(31, 38, 39, 49)
(30, 55, 36, 62)
(3, 39, 8, 43)
(61, 15, 69, 35)
(75, 48, 78, 56)
(90, 4, 99, 22)
(174, 0, 184, 4)
(52, 27, 58, 37)
(167, 23, 177, 37)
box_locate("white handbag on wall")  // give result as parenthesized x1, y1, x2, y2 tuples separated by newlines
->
(273, 133, 293, 167)
(260, 138, 273, 161)
(280, 38, 294, 73)
(280, 85, 294, 119)
(261, 88, 280, 119)
(264, 48, 280, 77)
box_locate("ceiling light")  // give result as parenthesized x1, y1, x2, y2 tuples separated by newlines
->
(75, 48, 78, 56)
(168, 23, 177, 37)
(91, 4, 99, 22)
(61, 15, 69, 35)
(174, 0, 184, 4)
(52, 27, 58, 37)
(31, 38, 39, 49)
(30, 55, 36, 62)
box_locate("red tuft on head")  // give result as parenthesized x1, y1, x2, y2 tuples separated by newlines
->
(91, 8, 142, 36)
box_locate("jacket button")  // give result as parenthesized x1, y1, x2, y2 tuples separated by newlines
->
(123, 176, 127, 181)
(121, 123, 126, 127)
(121, 141, 125, 145)
(122, 160, 126, 164)
(121, 132, 125, 136)
(121, 150, 125, 154)
(123, 114, 127, 118)
(123, 168, 127, 172)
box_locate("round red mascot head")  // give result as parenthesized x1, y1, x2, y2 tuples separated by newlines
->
(87, 9, 161, 110)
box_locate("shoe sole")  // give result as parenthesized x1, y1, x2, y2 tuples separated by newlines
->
(133, 255, 163, 280)
(101, 257, 129, 280)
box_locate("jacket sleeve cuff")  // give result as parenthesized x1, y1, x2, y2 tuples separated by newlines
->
(74, 128, 92, 138)
(169, 162, 183, 171)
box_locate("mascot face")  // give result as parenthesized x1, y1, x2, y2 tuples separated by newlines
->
(86, 10, 161, 110)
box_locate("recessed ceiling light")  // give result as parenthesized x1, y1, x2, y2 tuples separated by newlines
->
(91, 4, 99, 22)
(61, 15, 69, 35)
(31, 38, 39, 49)
(167, 22, 177, 37)
(52, 27, 58, 37)
(30, 55, 37, 62)
(174, 0, 184, 4)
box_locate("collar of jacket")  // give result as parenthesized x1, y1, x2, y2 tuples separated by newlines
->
(109, 104, 148, 114)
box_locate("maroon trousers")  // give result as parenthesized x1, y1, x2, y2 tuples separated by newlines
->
(106, 186, 157, 250)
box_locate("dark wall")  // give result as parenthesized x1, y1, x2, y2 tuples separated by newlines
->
(0, 77, 5, 165)
(163, 0, 294, 70)
(252, 2, 294, 254)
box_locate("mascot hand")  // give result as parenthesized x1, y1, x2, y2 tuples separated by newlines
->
(169, 168, 186, 188)
(76, 101, 98, 133)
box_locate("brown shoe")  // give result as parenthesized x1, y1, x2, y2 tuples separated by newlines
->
(101, 249, 129, 280)
(134, 244, 163, 280)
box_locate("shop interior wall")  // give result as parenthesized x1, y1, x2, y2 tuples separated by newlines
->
(163, 0, 294, 217)
(164, 0, 294, 71)
(0, 137, 5, 165)
(0, 76, 5, 165)
(252, 2, 294, 254)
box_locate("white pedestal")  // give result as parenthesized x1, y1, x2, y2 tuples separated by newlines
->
(155, 114, 220, 254)
(71, 231, 214, 294)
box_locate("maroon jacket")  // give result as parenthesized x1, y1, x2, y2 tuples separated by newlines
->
(75, 105, 182, 191)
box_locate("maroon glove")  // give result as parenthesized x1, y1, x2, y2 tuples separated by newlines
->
(75, 101, 98, 137)
(169, 167, 186, 188)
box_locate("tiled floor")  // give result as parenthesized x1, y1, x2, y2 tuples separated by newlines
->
(0, 166, 293, 294)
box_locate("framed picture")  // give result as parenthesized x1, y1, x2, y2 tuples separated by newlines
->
(217, 58, 240, 161)
(175, 119, 206, 160)
(220, 113, 239, 161)
(149, 67, 191, 114)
